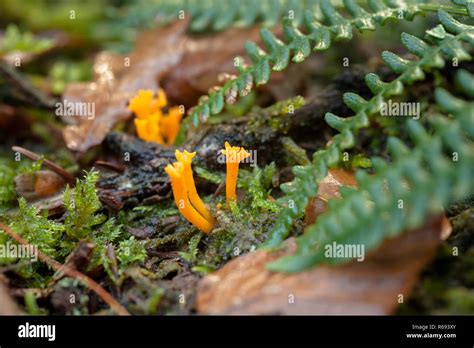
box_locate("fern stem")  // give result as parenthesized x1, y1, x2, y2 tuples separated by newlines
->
(418, 4, 468, 16)
(189, 0, 472, 126)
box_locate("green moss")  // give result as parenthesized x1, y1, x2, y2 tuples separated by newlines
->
(191, 264, 215, 275)
(249, 96, 305, 133)
(281, 137, 310, 166)
(118, 201, 178, 229)
(153, 259, 183, 279)
(224, 92, 257, 117)
(88, 218, 123, 278)
(3, 197, 65, 286)
(194, 166, 224, 185)
(196, 208, 279, 268)
(399, 230, 474, 315)
(239, 164, 280, 214)
(118, 267, 170, 315)
(48, 61, 92, 95)
(0, 156, 44, 210)
(3, 170, 147, 288)
(117, 236, 147, 271)
(340, 153, 372, 170)
(179, 233, 203, 263)
(145, 288, 165, 315)
(7, 198, 64, 261)
(24, 291, 45, 315)
(63, 171, 106, 240)
(0, 24, 53, 54)
(440, 288, 474, 314)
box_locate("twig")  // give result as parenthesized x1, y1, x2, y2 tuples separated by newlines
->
(0, 62, 57, 110)
(0, 222, 130, 316)
(11, 146, 75, 185)
(94, 160, 126, 173)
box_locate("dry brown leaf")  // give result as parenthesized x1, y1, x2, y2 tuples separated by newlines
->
(197, 170, 452, 315)
(62, 20, 189, 153)
(197, 219, 450, 315)
(305, 169, 357, 225)
(161, 27, 262, 107)
(62, 21, 266, 154)
(14, 170, 66, 201)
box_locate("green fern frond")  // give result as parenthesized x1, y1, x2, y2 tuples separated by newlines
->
(147, 0, 322, 31)
(452, 0, 474, 17)
(268, 69, 474, 272)
(263, 10, 474, 248)
(188, 0, 470, 126)
(148, 0, 473, 32)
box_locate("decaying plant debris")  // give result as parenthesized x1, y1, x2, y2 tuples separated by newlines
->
(0, 0, 473, 316)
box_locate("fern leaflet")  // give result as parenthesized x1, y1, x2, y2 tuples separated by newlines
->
(187, 0, 471, 126)
(268, 68, 474, 272)
(263, 10, 474, 248)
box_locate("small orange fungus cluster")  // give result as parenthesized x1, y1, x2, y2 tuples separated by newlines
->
(165, 142, 250, 234)
(165, 150, 216, 234)
(221, 142, 250, 207)
(128, 89, 182, 146)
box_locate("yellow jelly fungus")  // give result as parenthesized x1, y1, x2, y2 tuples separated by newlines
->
(221, 141, 251, 207)
(128, 89, 182, 146)
(165, 161, 214, 234)
(161, 107, 183, 146)
(155, 88, 168, 109)
(133, 112, 164, 144)
(175, 150, 215, 224)
(128, 90, 160, 119)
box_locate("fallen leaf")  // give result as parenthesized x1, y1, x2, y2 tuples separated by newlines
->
(62, 20, 189, 153)
(197, 170, 452, 315)
(161, 26, 262, 107)
(62, 21, 268, 154)
(14, 170, 66, 201)
(305, 169, 357, 224)
(30, 192, 65, 217)
(198, 217, 449, 315)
